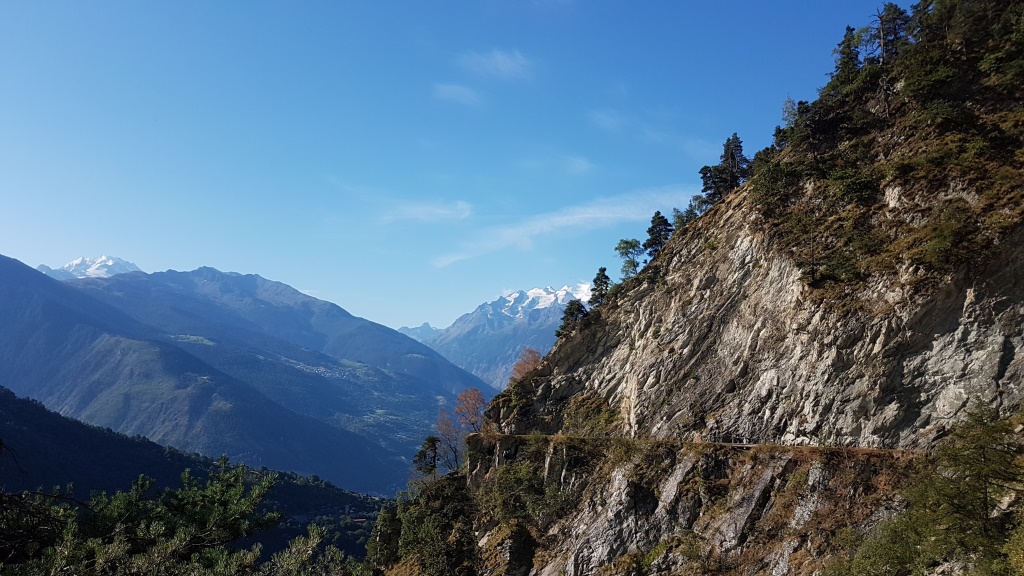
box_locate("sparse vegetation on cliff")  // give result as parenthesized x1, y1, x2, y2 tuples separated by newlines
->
(748, 0, 1024, 290)
(453, 2, 1024, 574)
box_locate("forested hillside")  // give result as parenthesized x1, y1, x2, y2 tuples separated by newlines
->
(0, 386, 386, 573)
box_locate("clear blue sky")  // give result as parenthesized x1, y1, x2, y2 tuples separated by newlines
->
(0, 1, 904, 329)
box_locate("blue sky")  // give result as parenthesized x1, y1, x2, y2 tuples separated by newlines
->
(1, 1, 905, 329)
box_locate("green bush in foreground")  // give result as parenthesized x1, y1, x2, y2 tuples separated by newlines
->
(0, 458, 369, 576)
(829, 407, 1024, 576)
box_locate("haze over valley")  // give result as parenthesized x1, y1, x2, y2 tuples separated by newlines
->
(3, 1, 1024, 574)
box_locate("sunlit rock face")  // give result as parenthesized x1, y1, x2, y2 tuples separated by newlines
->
(541, 194, 1023, 450)
(473, 188, 1023, 575)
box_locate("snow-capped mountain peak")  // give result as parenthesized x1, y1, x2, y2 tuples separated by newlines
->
(499, 283, 591, 319)
(37, 256, 143, 280)
(413, 281, 594, 389)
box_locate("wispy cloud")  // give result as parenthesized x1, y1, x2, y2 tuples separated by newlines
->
(640, 128, 718, 159)
(588, 108, 627, 132)
(433, 83, 482, 107)
(519, 154, 596, 176)
(432, 186, 695, 267)
(562, 156, 594, 175)
(457, 49, 533, 80)
(588, 107, 717, 160)
(384, 200, 473, 224)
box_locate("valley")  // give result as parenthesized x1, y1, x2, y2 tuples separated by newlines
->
(2, 0, 1023, 574)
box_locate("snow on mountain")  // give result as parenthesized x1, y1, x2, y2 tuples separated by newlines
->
(497, 283, 591, 319)
(414, 283, 592, 389)
(37, 256, 143, 280)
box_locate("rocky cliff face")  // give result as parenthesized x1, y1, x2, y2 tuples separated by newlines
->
(470, 187, 1024, 574)
(472, 437, 914, 576)
(453, 3, 1024, 570)
(516, 192, 1023, 449)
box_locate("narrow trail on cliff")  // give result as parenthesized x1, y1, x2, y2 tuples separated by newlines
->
(475, 432, 926, 456)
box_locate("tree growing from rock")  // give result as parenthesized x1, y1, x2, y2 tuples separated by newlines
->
(614, 238, 644, 279)
(643, 210, 674, 259)
(511, 347, 543, 382)
(555, 299, 589, 338)
(700, 133, 750, 203)
(454, 387, 486, 434)
(589, 267, 611, 307)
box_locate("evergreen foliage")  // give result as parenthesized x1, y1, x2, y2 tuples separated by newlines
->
(642, 211, 674, 260)
(555, 299, 589, 339)
(589, 267, 611, 307)
(672, 196, 711, 230)
(368, 475, 478, 576)
(413, 436, 441, 477)
(699, 133, 751, 203)
(830, 407, 1024, 576)
(748, 0, 1024, 289)
(0, 458, 370, 575)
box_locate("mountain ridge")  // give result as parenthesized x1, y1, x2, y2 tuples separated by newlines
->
(37, 255, 142, 280)
(411, 284, 591, 389)
(0, 255, 490, 494)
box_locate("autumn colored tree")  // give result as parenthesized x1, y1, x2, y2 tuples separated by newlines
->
(435, 411, 462, 471)
(454, 387, 486, 434)
(511, 348, 543, 382)
(432, 386, 487, 473)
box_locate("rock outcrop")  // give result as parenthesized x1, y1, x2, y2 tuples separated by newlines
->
(517, 192, 1024, 450)
(457, 2, 1024, 571)
(470, 188, 1023, 574)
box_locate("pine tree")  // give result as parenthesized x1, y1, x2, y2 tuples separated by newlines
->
(413, 436, 440, 476)
(589, 267, 611, 307)
(912, 406, 1024, 552)
(872, 3, 910, 65)
(642, 211, 674, 259)
(555, 299, 588, 338)
(831, 26, 863, 85)
(700, 133, 750, 203)
(672, 195, 711, 230)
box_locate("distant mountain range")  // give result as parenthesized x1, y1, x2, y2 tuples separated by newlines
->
(37, 255, 142, 280)
(0, 255, 491, 494)
(400, 284, 590, 389)
(397, 322, 442, 343)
